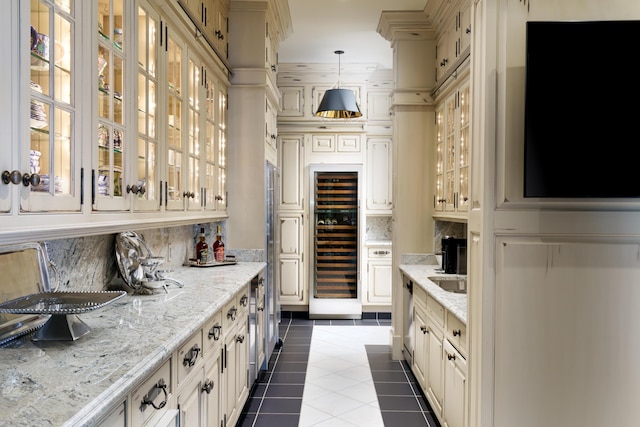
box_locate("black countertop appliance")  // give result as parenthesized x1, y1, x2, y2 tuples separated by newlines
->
(442, 236, 467, 274)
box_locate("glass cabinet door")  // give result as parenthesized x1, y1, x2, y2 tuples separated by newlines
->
(95, 0, 127, 210)
(185, 54, 202, 210)
(444, 94, 456, 212)
(134, 0, 159, 211)
(213, 87, 227, 211)
(26, 0, 80, 212)
(164, 26, 185, 211)
(435, 106, 444, 212)
(457, 83, 470, 211)
(203, 67, 216, 211)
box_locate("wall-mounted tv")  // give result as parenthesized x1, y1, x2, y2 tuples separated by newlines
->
(524, 20, 640, 198)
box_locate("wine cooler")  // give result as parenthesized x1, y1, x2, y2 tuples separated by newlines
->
(309, 166, 362, 319)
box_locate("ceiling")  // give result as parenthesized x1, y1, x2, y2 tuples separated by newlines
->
(277, 0, 428, 71)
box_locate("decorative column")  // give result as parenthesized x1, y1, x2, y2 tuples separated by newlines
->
(378, 11, 437, 360)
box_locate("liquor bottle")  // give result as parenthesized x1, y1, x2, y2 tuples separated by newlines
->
(213, 226, 225, 262)
(196, 227, 209, 264)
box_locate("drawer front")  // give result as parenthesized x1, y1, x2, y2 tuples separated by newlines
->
(131, 357, 172, 427)
(204, 311, 223, 354)
(237, 285, 250, 316)
(446, 311, 467, 358)
(177, 329, 204, 385)
(223, 299, 239, 331)
(367, 247, 391, 259)
(413, 284, 427, 310)
(426, 294, 445, 329)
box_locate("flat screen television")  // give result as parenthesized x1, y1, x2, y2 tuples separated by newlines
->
(523, 20, 640, 198)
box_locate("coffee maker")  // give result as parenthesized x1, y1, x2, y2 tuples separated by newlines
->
(441, 236, 467, 274)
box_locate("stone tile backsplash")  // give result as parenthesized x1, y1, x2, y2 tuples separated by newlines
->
(366, 216, 392, 241)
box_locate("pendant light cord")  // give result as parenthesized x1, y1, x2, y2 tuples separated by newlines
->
(335, 50, 344, 89)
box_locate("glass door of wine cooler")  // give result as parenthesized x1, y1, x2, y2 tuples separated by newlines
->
(309, 165, 362, 319)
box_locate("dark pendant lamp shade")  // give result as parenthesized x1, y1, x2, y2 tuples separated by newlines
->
(315, 89, 362, 118)
(315, 50, 362, 119)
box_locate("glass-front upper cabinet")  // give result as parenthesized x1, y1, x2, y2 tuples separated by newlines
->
(215, 86, 227, 211)
(203, 66, 217, 211)
(164, 24, 186, 211)
(25, 0, 81, 212)
(135, 0, 160, 211)
(95, 0, 128, 211)
(185, 53, 202, 211)
(202, 65, 227, 212)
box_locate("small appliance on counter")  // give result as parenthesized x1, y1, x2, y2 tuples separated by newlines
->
(441, 236, 467, 274)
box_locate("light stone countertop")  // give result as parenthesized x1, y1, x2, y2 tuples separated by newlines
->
(0, 262, 266, 427)
(365, 240, 392, 246)
(399, 264, 467, 324)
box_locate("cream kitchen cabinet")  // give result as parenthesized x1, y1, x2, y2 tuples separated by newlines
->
(443, 338, 467, 427)
(279, 86, 305, 117)
(0, 0, 83, 214)
(365, 245, 392, 305)
(366, 138, 392, 213)
(279, 135, 304, 210)
(278, 213, 305, 304)
(366, 91, 392, 122)
(311, 133, 362, 154)
(96, 283, 250, 427)
(410, 281, 467, 427)
(222, 287, 250, 427)
(413, 287, 428, 388)
(425, 294, 445, 417)
(434, 80, 470, 217)
(1, 0, 230, 245)
(175, 0, 229, 62)
(435, 0, 470, 84)
(131, 356, 176, 427)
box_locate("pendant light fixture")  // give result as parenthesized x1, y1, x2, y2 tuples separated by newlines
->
(315, 50, 362, 119)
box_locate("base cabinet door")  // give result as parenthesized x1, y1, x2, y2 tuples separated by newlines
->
(412, 302, 428, 388)
(204, 349, 222, 427)
(426, 321, 444, 417)
(443, 339, 467, 427)
(177, 366, 205, 426)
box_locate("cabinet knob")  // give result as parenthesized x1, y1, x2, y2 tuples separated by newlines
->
(208, 324, 222, 341)
(183, 191, 195, 199)
(447, 353, 456, 361)
(22, 173, 41, 187)
(2, 170, 40, 187)
(236, 334, 245, 343)
(240, 295, 248, 307)
(202, 380, 214, 394)
(420, 325, 428, 334)
(215, 194, 224, 201)
(453, 329, 462, 337)
(227, 307, 237, 321)
(127, 184, 141, 194)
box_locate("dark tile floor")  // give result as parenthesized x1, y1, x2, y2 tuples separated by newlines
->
(237, 312, 440, 427)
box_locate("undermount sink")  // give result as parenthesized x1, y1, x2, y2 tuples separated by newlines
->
(428, 276, 467, 294)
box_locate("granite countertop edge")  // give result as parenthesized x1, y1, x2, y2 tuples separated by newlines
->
(399, 263, 467, 324)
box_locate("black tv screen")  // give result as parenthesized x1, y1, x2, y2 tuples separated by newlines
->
(524, 20, 640, 198)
